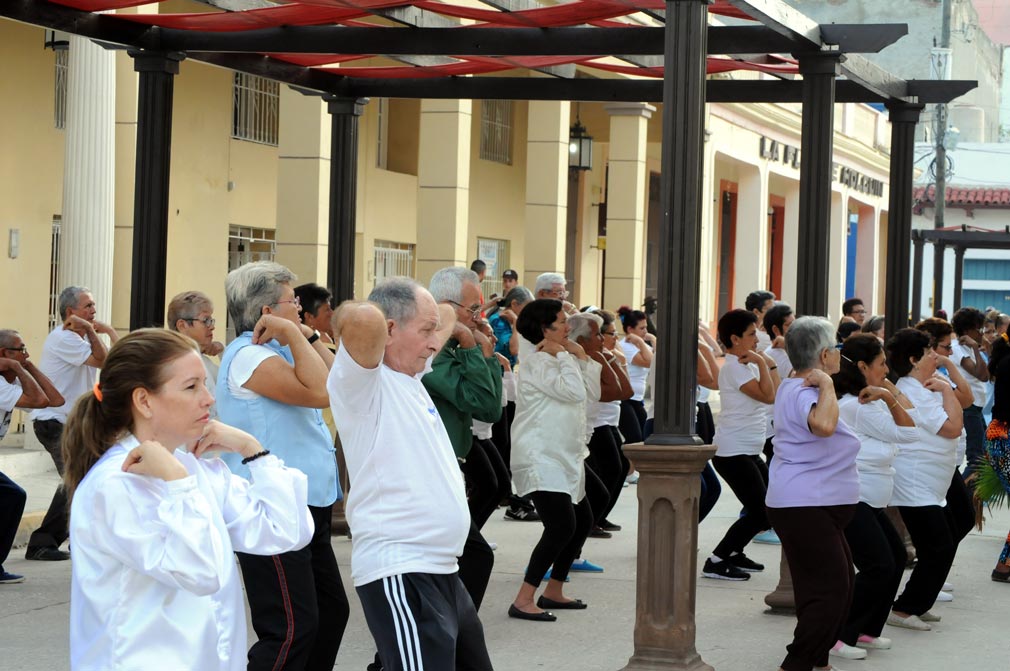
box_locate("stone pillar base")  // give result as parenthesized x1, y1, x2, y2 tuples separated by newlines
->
(330, 434, 351, 536)
(764, 547, 796, 614)
(619, 444, 715, 671)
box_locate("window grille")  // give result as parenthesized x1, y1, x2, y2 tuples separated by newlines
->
(476, 237, 509, 298)
(479, 100, 514, 165)
(373, 241, 415, 282)
(376, 98, 389, 169)
(54, 49, 68, 130)
(232, 73, 279, 146)
(228, 226, 276, 272)
(48, 216, 62, 331)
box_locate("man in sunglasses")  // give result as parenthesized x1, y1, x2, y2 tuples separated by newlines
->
(0, 329, 64, 583)
(167, 290, 225, 419)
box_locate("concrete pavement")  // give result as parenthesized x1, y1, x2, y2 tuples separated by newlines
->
(2, 468, 1009, 670)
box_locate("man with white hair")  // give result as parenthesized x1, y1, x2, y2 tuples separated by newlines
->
(423, 267, 503, 612)
(328, 278, 493, 671)
(535, 272, 578, 315)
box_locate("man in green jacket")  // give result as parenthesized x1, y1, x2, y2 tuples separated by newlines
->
(424, 267, 503, 612)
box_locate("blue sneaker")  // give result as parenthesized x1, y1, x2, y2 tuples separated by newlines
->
(753, 529, 781, 545)
(569, 558, 604, 573)
(0, 571, 25, 584)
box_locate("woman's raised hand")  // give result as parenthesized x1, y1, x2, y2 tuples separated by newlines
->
(536, 340, 565, 356)
(802, 368, 832, 389)
(857, 386, 892, 405)
(191, 420, 263, 460)
(122, 441, 189, 481)
(924, 375, 952, 393)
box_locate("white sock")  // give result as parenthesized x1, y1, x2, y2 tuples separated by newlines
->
(709, 555, 723, 564)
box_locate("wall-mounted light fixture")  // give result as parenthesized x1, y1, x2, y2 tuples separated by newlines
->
(569, 104, 593, 171)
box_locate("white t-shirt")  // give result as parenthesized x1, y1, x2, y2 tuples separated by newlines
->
(763, 346, 792, 437)
(713, 354, 769, 457)
(891, 377, 959, 507)
(838, 394, 919, 508)
(202, 354, 220, 421)
(950, 341, 987, 408)
(31, 327, 97, 423)
(757, 329, 772, 351)
(620, 340, 649, 401)
(0, 377, 22, 441)
(226, 345, 278, 400)
(327, 344, 470, 587)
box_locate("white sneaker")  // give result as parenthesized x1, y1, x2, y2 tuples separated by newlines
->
(855, 636, 892, 650)
(935, 590, 953, 602)
(920, 610, 942, 622)
(942, 581, 954, 591)
(625, 471, 640, 484)
(886, 612, 931, 631)
(829, 642, 867, 660)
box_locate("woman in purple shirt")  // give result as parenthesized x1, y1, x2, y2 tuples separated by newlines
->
(766, 317, 861, 671)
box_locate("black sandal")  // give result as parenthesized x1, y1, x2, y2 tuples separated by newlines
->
(508, 604, 557, 621)
(537, 595, 588, 610)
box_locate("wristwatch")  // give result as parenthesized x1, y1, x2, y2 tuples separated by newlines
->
(306, 330, 321, 345)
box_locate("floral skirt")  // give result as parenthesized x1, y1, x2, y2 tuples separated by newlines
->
(983, 420, 1010, 565)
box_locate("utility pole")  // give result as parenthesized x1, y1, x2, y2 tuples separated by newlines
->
(932, 0, 952, 315)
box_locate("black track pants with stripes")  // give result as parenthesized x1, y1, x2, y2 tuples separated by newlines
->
(357, 572, 493, 671)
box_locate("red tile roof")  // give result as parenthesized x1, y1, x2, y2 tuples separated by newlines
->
(914, 185, 1010, 208)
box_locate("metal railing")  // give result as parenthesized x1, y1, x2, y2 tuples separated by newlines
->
(54, 49, 67, 130)
(373, 242, 415, 282)
(479, 100, 513, 165)
(232, 73, 279, 146)
(48, 216, 61, 331)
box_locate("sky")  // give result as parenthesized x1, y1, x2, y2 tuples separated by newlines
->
(972, 0, 1010, 45)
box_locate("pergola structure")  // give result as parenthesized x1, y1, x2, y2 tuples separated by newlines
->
(911, 227, 1010, 319)
(3, 1, 977, 668)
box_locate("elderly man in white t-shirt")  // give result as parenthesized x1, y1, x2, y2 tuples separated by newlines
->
(0, 329, 65, 583)
(27, 287, 117, 561)
(328, 277, 493, 671)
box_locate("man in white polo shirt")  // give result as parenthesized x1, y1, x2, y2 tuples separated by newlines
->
(328, 277, 492, 671)
(27, 286, 117, 561)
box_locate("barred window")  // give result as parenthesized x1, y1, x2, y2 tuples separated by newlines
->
(373, 240, 415, 282)
(232, 73, 279, 146)
(228, 225, 276, 271)
(476, 237, 509, 298)
(479, 100, 513, 165)
(54, 49, 68, 130)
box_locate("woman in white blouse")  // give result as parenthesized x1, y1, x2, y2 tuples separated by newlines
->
(508, 299, 601, 622)
(885, 328, 964, 631)
(829, 334, 917, 660)
(61, 329, 313, 671)
(616, 306, 654, 443)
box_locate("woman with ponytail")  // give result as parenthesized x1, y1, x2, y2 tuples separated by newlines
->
(64, 329, 313, 671)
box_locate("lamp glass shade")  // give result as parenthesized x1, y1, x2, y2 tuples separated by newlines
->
(569, 123, 593, 170)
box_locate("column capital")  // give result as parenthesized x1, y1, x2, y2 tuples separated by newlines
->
(794, 51, 843, 76)
(128, 50, 185, 75)
(604, 102, 657, 119)
(886, 102, 926, 125)
(325, 96, 369, 116)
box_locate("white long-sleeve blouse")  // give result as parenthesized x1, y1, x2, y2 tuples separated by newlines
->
(511, 343, 601, 501)
(69, 434, 314, 671)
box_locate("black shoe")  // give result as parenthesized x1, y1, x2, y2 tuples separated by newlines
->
(508, 604, 557, 622)
(26, 547, 70, 561)
(599, 519, 622, 532)
(728, 552, 764, 572)
(505, 506, 541, 522)
(701, 558, 750, 581)
(537, 595, 588, 610)
(588, 526, 613, 539)
(993, 568, 1010, 583)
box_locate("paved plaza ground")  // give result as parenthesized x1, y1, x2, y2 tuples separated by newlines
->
(3, 467, 1009, 671)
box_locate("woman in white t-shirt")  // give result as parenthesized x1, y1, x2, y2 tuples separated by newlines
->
(616, 306, 653, 444)
(886, 328, 964, 631)
(829, 334, 918, 660)
(702, 309, 780, 582)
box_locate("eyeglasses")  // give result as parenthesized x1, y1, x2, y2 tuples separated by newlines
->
(447, 300, 481, 318)
(601, 330, 617, 337)
(546, 288, 569, 300)
(272, 296, 301, 308)
(182, 316, 216, 328)
(3, 345, 27, 353)
(937, 343, 954, 351)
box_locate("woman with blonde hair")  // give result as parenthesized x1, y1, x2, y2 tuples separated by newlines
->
(63, 329, 313, 671)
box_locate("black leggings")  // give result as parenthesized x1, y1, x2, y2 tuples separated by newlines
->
(524, 490, 594, 587)
(893, 504, 956, 616)
(462, 438, 511, 530)
(711, 454, 770, 558)
(840, 502, 907, 644)
(491, 401, 516, 474)
(619, 399, 646, 444)
(587, 425, 630, 523)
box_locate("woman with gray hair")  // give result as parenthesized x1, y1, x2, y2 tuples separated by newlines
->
(765, 316, 861, 671)
(216, 261, 349, 671)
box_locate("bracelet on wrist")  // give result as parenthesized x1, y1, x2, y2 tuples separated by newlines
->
(769, 365, 778, 371)
(306, 330, 321, 345)
(241, 450, 271, 465)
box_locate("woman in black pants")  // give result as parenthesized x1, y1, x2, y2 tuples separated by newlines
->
(616, 306, 654, 443)
(508, 301, 602, 621)
(703, 309, 779, 581)
(886, 328, 964, 631)
(829, 335, 918, 660)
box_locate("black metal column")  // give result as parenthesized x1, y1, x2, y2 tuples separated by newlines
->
(649, 0, 709, 445)
(953, 245, 965, 311)
(911, 232, 925, 324)
(326, 96, 367, 303)
(934, 241, 947, 315)
(883, 103, 924, 339)
(129, 51, 183, 330)
(795, 54, 841, 317)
